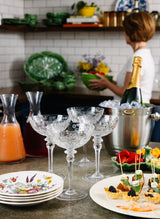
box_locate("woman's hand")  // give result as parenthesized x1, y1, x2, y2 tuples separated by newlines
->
(89, 74, 108, 90)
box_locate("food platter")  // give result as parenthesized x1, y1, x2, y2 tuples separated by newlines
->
(89, 174, 160, 218)
(112, 156, 146, 171)
(112, 146, 160, 173)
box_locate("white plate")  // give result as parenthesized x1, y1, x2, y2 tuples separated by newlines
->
(89, 174, 160, 218)
(0, 171, 63, 197)
(0, 186, 63, 202)
(0, 188, 63, 206)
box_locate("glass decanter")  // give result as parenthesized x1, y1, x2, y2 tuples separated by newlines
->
(23, 91, 47, 157)
(0, 94, 26, 163)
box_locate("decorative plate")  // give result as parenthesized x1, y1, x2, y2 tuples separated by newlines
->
(115, 0, 149, 12)
(0, 171, 63, 196)
(0, 188, 63, 206)
(24, 51, 68, 82)
(112, 156, 146, 171)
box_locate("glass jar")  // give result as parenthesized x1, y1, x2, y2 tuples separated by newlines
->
(103, 11, 109, 27)
(117, 11, 126, 27)
(0, 94, 26, 163)
(109, 11, 117, 27)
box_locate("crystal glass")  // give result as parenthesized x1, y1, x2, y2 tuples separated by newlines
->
(23, 91, 47, 157)
(0, 94, 26, 163)
(67, 106, 104, 167)
(82, 115, 118, 183)
(47, 121, 94, 201)
(29, 114, 70, 173)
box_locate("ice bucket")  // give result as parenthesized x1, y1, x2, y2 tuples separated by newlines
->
(102, 104, 160, 156)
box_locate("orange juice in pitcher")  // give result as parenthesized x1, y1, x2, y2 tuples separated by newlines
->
(0, 94, 26, 163)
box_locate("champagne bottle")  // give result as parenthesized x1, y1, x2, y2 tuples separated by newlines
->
(120, 56, 142, 105)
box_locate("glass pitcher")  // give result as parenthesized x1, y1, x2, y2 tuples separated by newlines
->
(23, 91, 48, 157)
(0, 94, 26, 163)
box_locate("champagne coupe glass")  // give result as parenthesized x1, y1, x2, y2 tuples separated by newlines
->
(29, 114, 70, 173)
(47, 121, 94, 201)
(82, 115, 118, 183)
(67, 106, 104, 167)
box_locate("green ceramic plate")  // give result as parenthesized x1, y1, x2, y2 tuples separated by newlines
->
(24, 51, 68, 82)
(111, 156, 146, 172)
(81, 72, 113, 90)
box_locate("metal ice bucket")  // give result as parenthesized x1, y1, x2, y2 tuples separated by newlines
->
(102, 104, 160, 156)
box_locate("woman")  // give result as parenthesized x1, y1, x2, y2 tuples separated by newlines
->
(89, 11, 155, 104)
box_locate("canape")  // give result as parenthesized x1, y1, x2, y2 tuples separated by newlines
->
(123, 188, 140, 202)
(104, 186, 122, 199)
(132, 169, 145, 188)
(117, 174, 131, 192)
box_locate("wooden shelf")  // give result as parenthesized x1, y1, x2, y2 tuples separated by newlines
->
(1, 24, 160, 32)
(0, 24, 124, 32)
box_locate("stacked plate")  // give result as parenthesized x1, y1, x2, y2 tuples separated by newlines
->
(0, 170, 63, 206)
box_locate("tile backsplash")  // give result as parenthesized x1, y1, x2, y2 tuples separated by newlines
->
(0, 0, 160, 89)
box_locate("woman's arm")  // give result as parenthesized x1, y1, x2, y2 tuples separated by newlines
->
(89, 72, 132, 97)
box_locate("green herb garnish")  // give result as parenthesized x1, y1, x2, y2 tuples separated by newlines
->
(135, 174, 143, 180)
(121, 179, 131, 187)
(131, 184, 141, 193)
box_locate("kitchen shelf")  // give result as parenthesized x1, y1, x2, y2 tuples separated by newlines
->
(1, 24, 160, 32)
(0, 24, 123, 32)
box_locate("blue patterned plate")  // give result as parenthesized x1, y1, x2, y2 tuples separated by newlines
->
(115, 0, 149, 12)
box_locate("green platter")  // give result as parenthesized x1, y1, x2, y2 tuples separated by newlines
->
(111, 156, 146, 172)
(24, 51, 68, 82)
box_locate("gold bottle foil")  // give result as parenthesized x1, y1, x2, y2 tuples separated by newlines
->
(127, 56, 142, 89)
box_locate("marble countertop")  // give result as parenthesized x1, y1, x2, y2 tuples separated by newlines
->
(0, 141, 159, 219)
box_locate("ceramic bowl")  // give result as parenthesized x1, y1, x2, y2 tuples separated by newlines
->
(81, 72, 112, 90)
(78, 7, 95, 17)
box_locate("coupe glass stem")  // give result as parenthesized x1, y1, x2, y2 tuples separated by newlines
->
(65, 149, 76, 195)
(93, 135, 103, 177)
(45, 137, 55, 173)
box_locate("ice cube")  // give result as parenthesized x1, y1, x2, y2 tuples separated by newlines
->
(99, 100, 145, 109)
